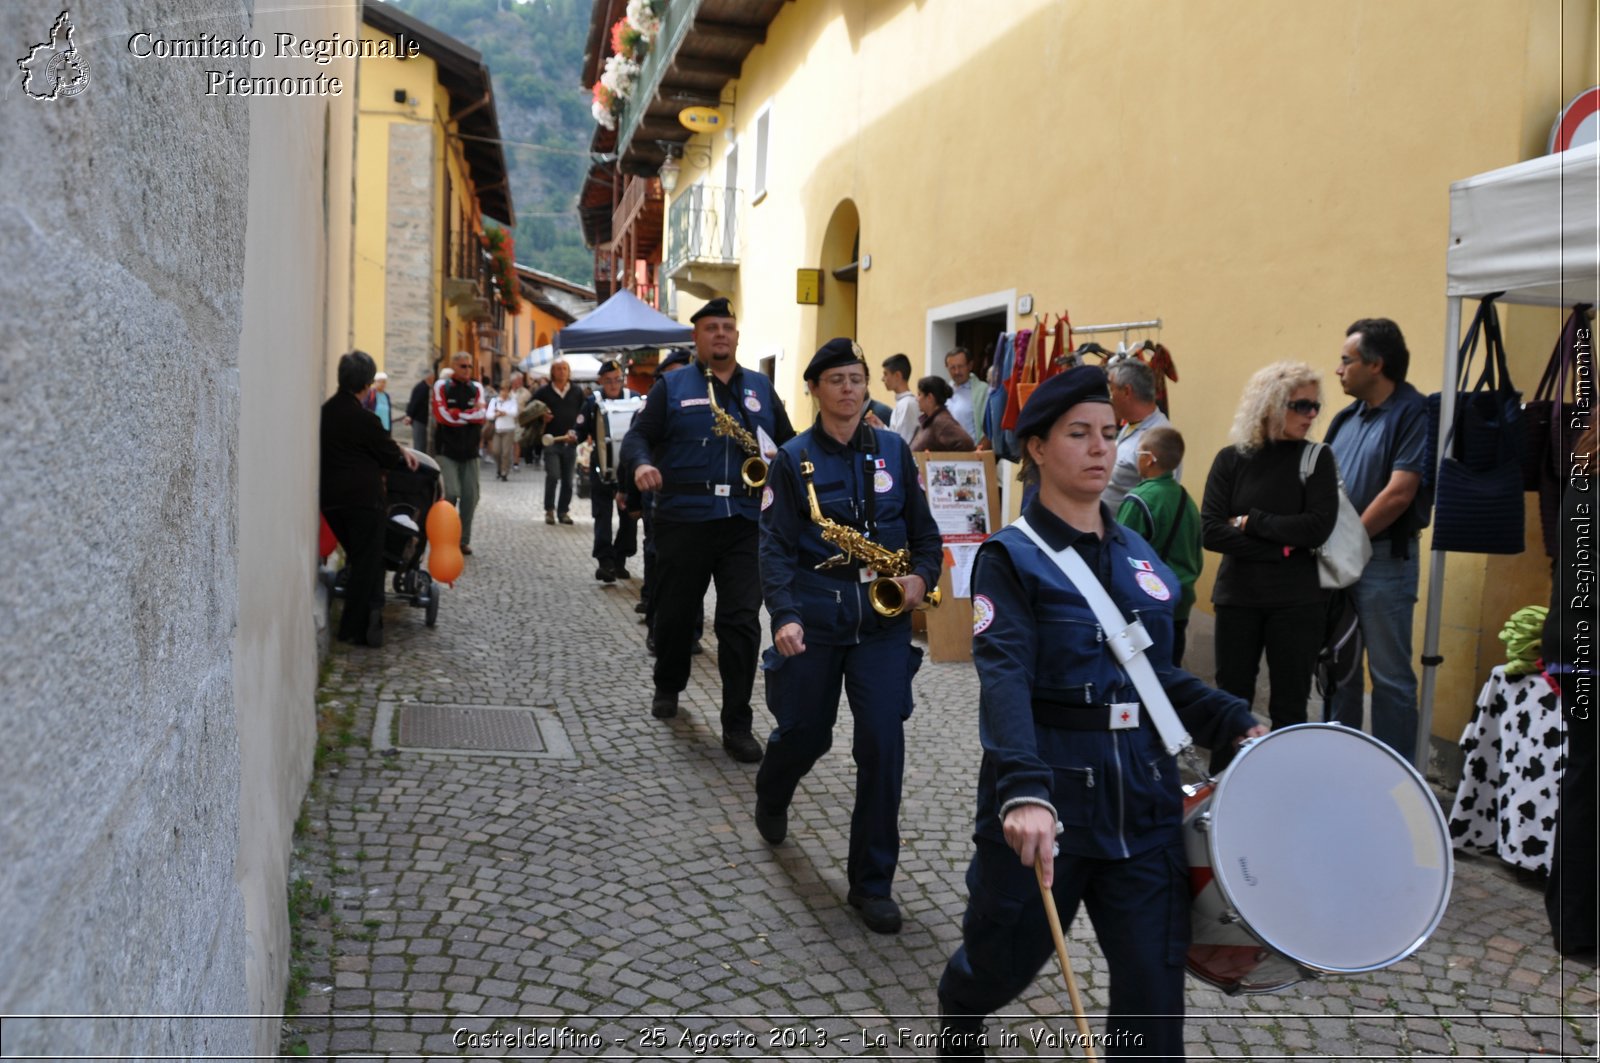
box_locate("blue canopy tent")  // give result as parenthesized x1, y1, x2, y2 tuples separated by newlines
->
(554, 288, 692, 352)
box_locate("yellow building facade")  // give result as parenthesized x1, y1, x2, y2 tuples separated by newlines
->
(352, 1, 514, 394)
(633, 0, 1597, 756)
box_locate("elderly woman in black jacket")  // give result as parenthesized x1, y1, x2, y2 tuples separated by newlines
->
(1201, 361, 1338, 767)
(321, 350, 417, 648)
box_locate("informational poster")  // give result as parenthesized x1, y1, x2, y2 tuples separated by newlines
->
(915, 451, 1000, 663)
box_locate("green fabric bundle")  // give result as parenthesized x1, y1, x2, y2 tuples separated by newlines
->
(1500, 605, 1549, 676)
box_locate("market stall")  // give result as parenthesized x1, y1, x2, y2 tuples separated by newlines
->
(1419, 147, 1600, 769)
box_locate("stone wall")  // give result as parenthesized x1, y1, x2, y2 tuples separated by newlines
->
(0, 0, 352, 1054)
(385, 122, 437, 391)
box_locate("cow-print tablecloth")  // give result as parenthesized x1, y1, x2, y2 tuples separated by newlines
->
(1448, 665, 1566, 874)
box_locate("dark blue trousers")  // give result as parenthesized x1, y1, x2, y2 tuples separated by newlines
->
(755, 626, 919, 897)
(939, 837, 1189, 1061)
(589, 476, 638, 566)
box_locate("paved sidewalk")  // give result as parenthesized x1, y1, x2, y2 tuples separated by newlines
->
(283, 463, 1597, 1059)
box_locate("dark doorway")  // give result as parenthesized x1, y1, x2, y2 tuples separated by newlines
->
(953, 311, 1007, 378)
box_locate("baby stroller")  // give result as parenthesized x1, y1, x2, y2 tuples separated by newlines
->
(381, 451, 444, 627)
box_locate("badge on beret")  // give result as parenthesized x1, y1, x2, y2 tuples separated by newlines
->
(761, 486, 774, 511)
(1135, 571, 1171, 601)
(874, 470, 894, 493)
(972, 594, 996, 635)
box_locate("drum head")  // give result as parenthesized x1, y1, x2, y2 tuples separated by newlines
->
(1205, 724, 1452, 974)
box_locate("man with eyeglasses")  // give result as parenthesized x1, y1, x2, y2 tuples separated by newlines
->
(1105, 358, 1181, 510)
(1325, 318, 1431, 761)
(431, 351, 487, 555)
(753, 338, 942, 935)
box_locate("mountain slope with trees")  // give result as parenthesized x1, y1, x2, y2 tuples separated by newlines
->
(387, 0, 596, 285)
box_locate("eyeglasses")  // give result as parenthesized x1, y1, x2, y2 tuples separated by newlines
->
(1287, 400, 1322, 416)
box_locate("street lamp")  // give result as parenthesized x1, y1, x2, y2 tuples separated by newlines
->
(659, 152, 680, 193)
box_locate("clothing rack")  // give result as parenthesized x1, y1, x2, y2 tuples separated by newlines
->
(1069, 317, 1163, 335)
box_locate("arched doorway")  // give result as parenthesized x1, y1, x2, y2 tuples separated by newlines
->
(816, 200, 860, 353)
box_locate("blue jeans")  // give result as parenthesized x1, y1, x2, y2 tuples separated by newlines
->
(543, 441, 575, 514)
(1330, 550, 1419, 761)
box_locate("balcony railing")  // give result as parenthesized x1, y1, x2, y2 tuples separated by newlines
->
(665, 183, 742, 278)
(616, 0, 702, 158)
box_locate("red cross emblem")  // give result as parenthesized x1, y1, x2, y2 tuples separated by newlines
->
(1119, 708, 1132, 724)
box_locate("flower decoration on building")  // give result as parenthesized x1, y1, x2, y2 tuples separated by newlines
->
(483, 227, 520, 313)
(590, 0, 662, 131)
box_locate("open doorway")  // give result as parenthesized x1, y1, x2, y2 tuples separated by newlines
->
(925, 289, 1015, 380)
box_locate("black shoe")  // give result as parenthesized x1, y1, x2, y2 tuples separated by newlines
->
(647, 635, 656, 655)
(651, 690, 678, 719)
(754, 800, 787, 844)
(365, 612, 384, 649)
(847, 890, 902, 934)
(595, 564, 616, 583)
(690, 639, 705, 656)
(723, 732, 764, 763)
(558, 512, 575, 525)
(614, 565, 631, 579)
(461, 544, 473, 556)
(634, 601, 648, 614)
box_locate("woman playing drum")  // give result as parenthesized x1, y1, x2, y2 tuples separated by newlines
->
(936, 366, 1265, 1061)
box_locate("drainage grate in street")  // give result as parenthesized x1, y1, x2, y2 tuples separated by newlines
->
(376, 702, 576, 760)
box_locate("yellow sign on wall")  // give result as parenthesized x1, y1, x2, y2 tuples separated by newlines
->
(679, 107, 724, 134)
(796, 269, 823, 305)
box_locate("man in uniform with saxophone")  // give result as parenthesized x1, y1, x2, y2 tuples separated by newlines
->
(623, 298, 794, 762)
(575, 360, 643, 583)
(753, 338, 943, 934)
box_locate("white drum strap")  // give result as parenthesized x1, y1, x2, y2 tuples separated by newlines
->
(1014, 517, 1194, 756)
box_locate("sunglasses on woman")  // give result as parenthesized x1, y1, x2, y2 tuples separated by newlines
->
(1287, 399, 1322, 415)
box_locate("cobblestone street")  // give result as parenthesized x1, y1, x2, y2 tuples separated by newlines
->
(283, 462, 1598, 1060)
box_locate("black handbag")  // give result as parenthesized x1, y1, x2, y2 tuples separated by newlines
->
(1430, 297, 1526, 554)
(1523, 305, 1593, 556)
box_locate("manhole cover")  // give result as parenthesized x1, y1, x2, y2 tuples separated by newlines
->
(375, 702, 576, 760)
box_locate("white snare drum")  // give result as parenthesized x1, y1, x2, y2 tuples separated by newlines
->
(1182, 723, 1452, 994)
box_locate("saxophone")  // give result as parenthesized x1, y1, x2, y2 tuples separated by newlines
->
(799, 450, 941, 617)
(705, 363, 768, 488)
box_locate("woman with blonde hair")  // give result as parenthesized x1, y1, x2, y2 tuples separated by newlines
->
(1201, 361, 1339, 769)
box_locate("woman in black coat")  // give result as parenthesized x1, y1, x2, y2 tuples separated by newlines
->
(1201, 361, 1338, 767)
(321, 350, 417, 647)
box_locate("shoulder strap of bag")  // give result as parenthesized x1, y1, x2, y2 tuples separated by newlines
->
(1014, 517, 1193, 755)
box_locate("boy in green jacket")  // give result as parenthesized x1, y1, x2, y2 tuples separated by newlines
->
(1115, 426, 1202, 665)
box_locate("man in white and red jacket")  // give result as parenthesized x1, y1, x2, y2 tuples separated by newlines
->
(432, 351, 487, 555)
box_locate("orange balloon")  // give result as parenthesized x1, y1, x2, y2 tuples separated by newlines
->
(425, 500, 461, 547)
(429, 544, 464, 585)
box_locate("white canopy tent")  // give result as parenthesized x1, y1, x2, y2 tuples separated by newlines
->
(518, 347, 605, 383)
(1418, 146, 1600, 769)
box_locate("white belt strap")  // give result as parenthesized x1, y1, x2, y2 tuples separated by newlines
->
(1014, 517, 1193, 756)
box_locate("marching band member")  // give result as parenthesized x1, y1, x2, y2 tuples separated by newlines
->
(936, 366, 1263, 1060)
(621, 298, 794, 762)
(753, 339, 943, 935)
(575, 360, 643, 583)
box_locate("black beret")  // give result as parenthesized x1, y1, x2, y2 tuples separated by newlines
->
(1013, 365, 1112, 440)
(597, 359, 621, 376)
(804, 337, 866, 382)
(656, 347, 693, 376)
(689, 296, 735, 323)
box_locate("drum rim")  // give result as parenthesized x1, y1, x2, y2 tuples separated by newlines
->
(1202, 722, 1455, 975)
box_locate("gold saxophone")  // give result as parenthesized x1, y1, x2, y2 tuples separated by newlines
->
(705, 363, 768, 488)
(799, 450, 941, 618)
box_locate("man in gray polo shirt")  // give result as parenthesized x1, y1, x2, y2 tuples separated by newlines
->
(1104, 358, 1179, 511)
(1326, 317, 1431, 761)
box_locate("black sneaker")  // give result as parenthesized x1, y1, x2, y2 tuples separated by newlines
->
(754, 800, 787, 844)
(651, 690, 678, 719)
(847, 890, 902, 934)
(595, 564, 616, 583)
(722, 732, 764, 763)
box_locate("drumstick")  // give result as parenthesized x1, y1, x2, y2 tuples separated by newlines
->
(1035, 857, 1099, 1061)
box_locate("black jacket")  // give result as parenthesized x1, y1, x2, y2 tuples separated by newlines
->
(321, 390, 407, 512)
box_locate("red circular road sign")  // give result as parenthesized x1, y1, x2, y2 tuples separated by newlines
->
(1549, 86, 1600, 153)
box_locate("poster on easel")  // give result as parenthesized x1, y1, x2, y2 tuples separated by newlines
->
(916, 451, 1000, 662)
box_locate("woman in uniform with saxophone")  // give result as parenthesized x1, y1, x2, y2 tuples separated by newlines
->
(754, 338, 943, 935)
